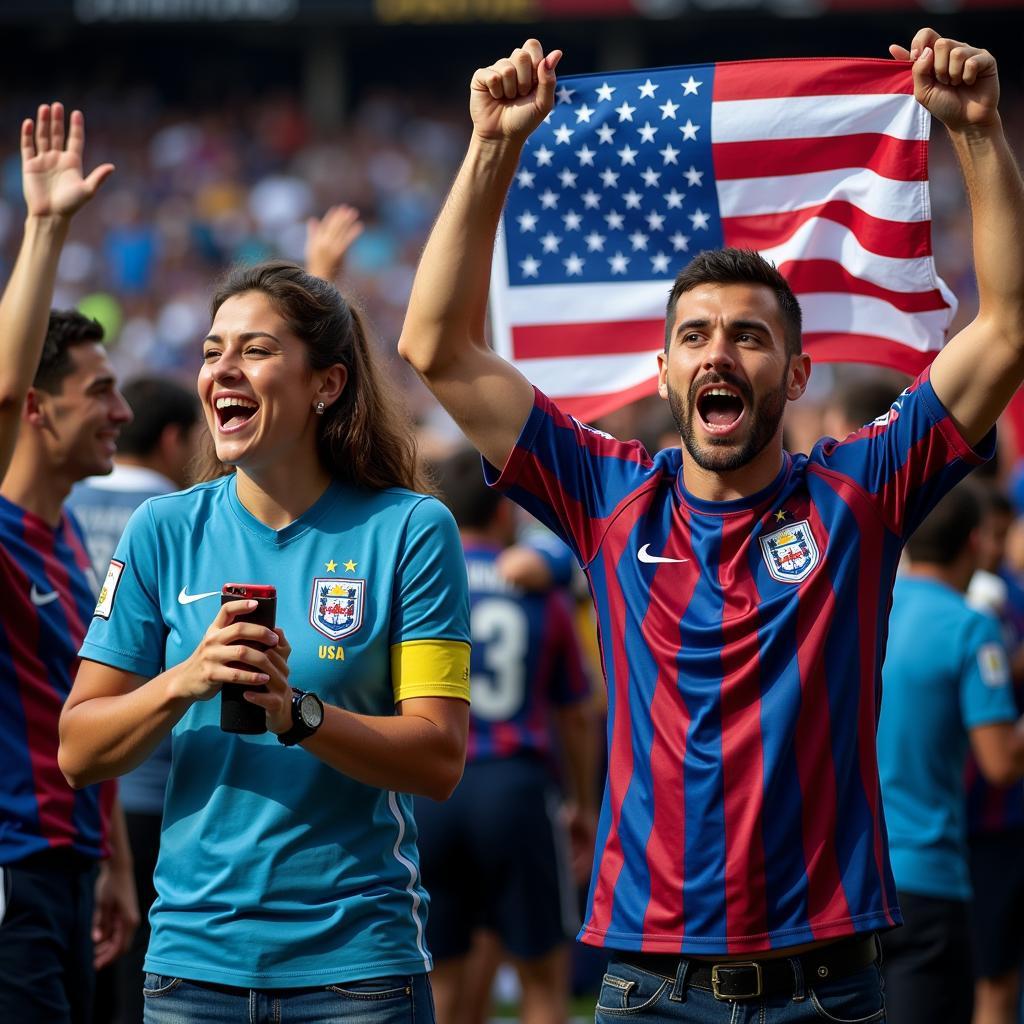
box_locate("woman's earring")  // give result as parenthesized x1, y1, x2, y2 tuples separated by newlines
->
(315, 401, 326, 416)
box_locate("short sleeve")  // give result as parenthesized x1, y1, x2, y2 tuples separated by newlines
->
(814, 368, 994, 541)
(389, 496, 470, 648)
(483, 387, 658, 565)
(78, 501, 168, 679)
(961, 614, 1017, 730)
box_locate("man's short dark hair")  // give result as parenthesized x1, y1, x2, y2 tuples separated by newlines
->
(34, 310, 104, 394)
(906, 483, 982, 566)
(664, 249, 802, 357)
(116, 378, 199, 457)
(433, 447, 502, 530)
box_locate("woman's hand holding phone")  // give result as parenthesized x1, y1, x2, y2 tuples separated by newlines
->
(167, 599, 279, 704)
(241, 628, 295, 735)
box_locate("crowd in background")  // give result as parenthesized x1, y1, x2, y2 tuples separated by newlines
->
(0, 80, 1021, 452)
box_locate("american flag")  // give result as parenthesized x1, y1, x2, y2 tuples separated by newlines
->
(489, 58, 956, 421)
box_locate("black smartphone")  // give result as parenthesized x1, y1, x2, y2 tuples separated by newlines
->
(219, 583, 277, 735)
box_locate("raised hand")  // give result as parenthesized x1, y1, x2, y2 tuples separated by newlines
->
(305, 204, 364, 282)
(22, 103, 114, 219)
(470, 39, 563, 145)
(890, 28, 999, 132)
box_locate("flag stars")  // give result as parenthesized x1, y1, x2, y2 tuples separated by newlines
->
(623, 189, 643, 210)
(539, 189, 559, 209)
(638, 78, 659, 98)
(517, 210, 538, 232)
(670, 231, 690, 252)
(556, 85, 576, 105)
(553, 124, 574, 145)
(600, 168, 620, 188)
(664, 188, 684, 209)
(563, 252, 585, 276)
(534, 145, 553, 166)
(618, 145, 638, 166)
(558, 168, 578, 188)
(605, 210, 625, 230)
(637, 121, 658, 144)
(519, 255, 541, 277)
(681, 75, 702, 95)
(581, 189, 601, 209)
(575, 104, 595, 124)
(576, 144, 596, 166)
(659, 143, 679, 165)
(684, 165, 704, 187)
(659, 99, 679, 120)
(688, 208, 710, 230)
(641, 167, 662, 188)
(515, 168, 535, 188)
(615, 101, 636, 122)
(585, 231, 606, 252)
(629, 230, 649, 251)
(609, 251, 630, 274)
(541, 231, 562, 253)
(646, 210, 665, 231)
(595, 82, 616, 102)
(562, 210, 583, 230)
(651, 252, 671, 273)
(596, 124, 616, 144)
(679, 119, 700, 141)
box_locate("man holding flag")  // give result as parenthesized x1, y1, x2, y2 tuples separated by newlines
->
(399, 26, 1023, 1022)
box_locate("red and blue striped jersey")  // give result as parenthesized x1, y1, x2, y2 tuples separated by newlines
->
(0, 496, 112, 865)
(464, 542, 590, 763)
(485, 367, 991, 954)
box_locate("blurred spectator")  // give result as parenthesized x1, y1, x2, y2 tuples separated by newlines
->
(878, 484, 1024, 1024)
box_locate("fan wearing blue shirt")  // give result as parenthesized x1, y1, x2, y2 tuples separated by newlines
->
(879, 483, 1024, 1024)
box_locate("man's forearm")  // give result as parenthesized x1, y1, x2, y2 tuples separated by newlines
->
(0, 215, 70, 475)
(399, 136, 522, 374)
(952, 119, 1024, 329)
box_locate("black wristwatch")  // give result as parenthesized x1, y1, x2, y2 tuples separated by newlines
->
(277, 689, 325, 746)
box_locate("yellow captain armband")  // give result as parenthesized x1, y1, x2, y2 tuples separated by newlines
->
(390, 639, 471, 704)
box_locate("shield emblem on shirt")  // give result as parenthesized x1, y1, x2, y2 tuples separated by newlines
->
(309, 578, 365, 641)
(759, 520, 819, 584)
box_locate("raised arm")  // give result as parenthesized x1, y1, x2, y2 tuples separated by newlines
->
(895, 30, 1024, 445)
(0, 104, 113, 478)
(397, 40, 562, 470)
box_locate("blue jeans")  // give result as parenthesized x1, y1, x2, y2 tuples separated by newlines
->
(595, 957, 885, 1023)
(142, 973, 435, 1024)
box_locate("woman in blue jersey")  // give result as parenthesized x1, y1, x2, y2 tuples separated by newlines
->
(58, 261, 471, 1022)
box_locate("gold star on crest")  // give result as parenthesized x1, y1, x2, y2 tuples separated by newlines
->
(774, 509, 787, 522)
(324, 559, 337, 573)
(344, 559, 357, 573)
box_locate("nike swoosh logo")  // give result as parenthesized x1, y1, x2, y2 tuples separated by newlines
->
(637, 544, 689, 565)
(30, 584, 60, 606)
(178, 587, 221, 605)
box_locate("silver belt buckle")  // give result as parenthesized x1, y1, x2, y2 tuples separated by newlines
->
(711, 961, 763, 1000)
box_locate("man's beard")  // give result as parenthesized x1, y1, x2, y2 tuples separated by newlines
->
(668, 369, 788, 473)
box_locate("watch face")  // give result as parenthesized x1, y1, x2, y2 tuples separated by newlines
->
(298, 692, 324, 729)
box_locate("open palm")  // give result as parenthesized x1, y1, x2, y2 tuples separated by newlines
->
(22, 103, 113, 219)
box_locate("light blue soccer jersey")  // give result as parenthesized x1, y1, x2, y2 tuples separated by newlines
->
(79, 474, 470, 987)
(879, 575, 1016, 901)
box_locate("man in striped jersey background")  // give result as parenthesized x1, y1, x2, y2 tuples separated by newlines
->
(399, 25, 1023, 1023)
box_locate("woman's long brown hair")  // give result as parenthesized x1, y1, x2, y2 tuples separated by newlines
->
(192, 260, 429, 494)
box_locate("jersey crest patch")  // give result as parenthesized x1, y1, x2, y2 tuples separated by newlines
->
(309, 577, 365, 641)
(94, 559, 125, 619)
(759, 520, 819, 584)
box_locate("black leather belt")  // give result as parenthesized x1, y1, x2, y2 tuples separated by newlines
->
(617, 933, 879, 1001)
